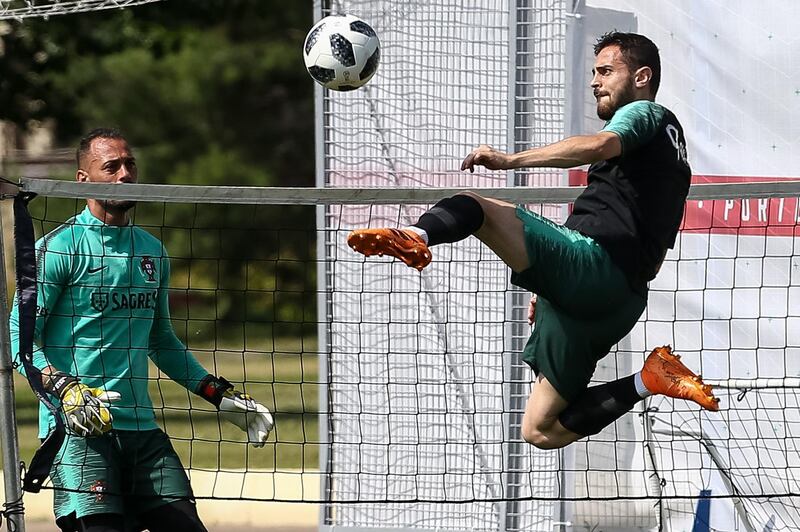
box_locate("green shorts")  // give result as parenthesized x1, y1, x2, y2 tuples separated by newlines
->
(510, 207, 647, 402)
(51, 429, 194, 524)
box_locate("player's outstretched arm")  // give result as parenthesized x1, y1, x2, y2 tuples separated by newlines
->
(197, 375, 274, 447)
(461, 132, 621, 173)
(43, 371, 121, 437)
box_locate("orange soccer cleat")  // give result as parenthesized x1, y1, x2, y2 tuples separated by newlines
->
(347, 228, 432, 271)
(641, 346, 720, 411)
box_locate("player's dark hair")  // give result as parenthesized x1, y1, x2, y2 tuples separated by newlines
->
(76, 127, 127, 167)
(594, 31, 661, 96)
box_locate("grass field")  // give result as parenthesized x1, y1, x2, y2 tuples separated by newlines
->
(7, 334, 320, 474)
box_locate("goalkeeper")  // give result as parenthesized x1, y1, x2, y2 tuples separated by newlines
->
(348, 32, 719, 449)
(9, 128, 273, 532)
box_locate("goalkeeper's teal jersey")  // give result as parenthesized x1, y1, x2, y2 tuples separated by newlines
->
(9, 207, 209, 438)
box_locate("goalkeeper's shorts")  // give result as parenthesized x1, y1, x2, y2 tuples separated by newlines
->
(51, 429, 194, 525)
(510, 206, 647, 403)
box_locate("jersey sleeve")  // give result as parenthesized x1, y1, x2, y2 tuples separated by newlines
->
(602, 100, 666, 155)
(9, 235, 71, 376)
(147, 246, 210, 392)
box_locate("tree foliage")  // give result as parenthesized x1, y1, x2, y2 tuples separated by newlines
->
(1, 0, 318, 327)
(1, 0, 315, 186)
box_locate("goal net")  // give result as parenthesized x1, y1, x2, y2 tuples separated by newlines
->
(316, 0, 567, 529)
(314, 0, 800, 528)
(0, 0, 162, 20)
(12, 178, 800, 532)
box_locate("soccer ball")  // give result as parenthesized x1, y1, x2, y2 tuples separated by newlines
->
(303, 14, 381, 91)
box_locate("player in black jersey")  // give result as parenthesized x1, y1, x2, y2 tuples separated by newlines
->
(348, 31, 719, 449)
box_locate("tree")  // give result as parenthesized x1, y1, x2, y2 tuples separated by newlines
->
(1, 0, 318, 327)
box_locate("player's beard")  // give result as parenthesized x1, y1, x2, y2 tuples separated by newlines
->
(596, 80, 637, 120)
(101, 199, 136, 214)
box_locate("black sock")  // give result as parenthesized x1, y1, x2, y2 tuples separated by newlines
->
(414, 194, 484, 246)
(557, 374, 642, 437)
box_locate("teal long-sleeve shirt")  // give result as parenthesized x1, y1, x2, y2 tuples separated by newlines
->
(9, 207, 210, 438)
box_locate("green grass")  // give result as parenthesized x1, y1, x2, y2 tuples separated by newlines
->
(7, 335, 320, 472)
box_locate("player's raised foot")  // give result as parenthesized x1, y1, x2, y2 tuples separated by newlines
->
(347, 228, 432, 271)
(641, 345, 720, 411)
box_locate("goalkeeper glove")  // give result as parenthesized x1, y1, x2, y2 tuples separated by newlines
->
(44, 372, 121, 437)
(198, 375, 274, 447)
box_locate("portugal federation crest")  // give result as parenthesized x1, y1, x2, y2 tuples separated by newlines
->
(90, 291, 109, 312)
(140, 256, 157, 283)
(89, 479, 108, 502)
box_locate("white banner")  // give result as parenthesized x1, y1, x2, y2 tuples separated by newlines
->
(586, 0, 800, 178)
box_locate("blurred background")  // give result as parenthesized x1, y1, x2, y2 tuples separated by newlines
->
(0, 0, 314, 188)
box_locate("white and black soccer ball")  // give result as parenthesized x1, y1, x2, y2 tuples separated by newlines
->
(303, 14, 381, 91)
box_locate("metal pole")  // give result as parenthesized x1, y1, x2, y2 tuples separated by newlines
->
(0, 199, 25, 531)
(313, 0, 333, 528)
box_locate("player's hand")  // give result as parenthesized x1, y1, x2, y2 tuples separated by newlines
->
(528, 294, 537, 325)
(198, 375, 274, 447)
(460, 144, 511, 173)
(45, 372, 121, 437)
(218, 389, 274, 448)
(62, 383, 121, 437)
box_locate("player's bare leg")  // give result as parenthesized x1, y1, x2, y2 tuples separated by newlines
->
(520, 374, 581, 449)
(462, 192, 530, 273)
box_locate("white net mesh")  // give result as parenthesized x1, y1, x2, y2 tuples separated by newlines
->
(320, 0, 567, 530)
(0, 0, 161, 20)
(17, 177, 800, 532)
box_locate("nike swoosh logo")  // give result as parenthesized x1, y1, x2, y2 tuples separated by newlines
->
(87, 266, 107, 274)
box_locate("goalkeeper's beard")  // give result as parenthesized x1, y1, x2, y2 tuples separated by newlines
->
(101, 199, 136, 214)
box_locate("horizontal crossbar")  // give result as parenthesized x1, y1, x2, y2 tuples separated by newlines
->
(16, 178, 800, 205)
